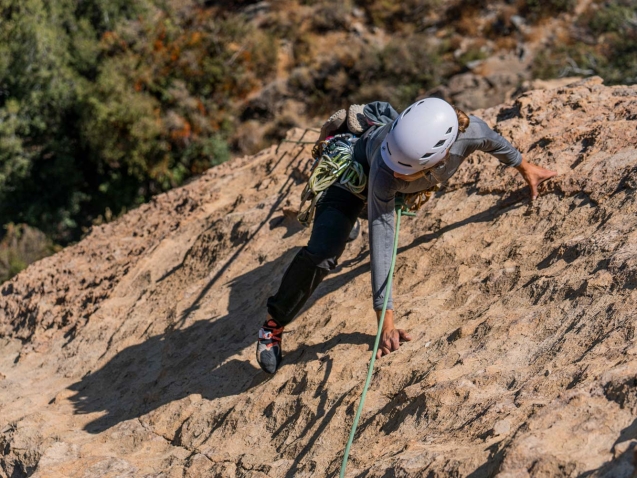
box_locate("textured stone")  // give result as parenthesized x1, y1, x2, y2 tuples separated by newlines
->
(2, 79, 637, 477)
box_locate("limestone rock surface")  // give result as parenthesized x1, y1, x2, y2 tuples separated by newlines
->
(2, 77, 637, 477)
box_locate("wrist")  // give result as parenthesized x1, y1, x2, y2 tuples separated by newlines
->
(514, 157, 528, 172)
(376, 309, 395, 330)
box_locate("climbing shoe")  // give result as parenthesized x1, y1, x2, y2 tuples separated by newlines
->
(318, 109, 347, 142)
(347, 104, 368, 135)
(256, 318, 284, 374)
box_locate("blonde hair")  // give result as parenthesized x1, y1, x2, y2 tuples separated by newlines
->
(454, 107, 470, 133)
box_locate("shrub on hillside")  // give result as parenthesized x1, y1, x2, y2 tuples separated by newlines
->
(288, 32, 447, 116)
(532, 0, 637, 85)
(310, 1, 353, 32)
(519, 0, 576, 23)
(359, 0, 443, 30)
(0, 223, 57, 283)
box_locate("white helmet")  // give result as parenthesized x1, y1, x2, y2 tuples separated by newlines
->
(381, 98, 459, 175)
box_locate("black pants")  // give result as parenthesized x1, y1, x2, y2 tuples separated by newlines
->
(267, 186, 365, 326)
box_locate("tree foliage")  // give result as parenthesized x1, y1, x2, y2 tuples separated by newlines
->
(0, 0, 276, 243)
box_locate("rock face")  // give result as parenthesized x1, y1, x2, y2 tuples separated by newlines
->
(2, 77, 637, 477)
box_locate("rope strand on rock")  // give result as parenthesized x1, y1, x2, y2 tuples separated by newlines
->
(339, 204, 415, 478)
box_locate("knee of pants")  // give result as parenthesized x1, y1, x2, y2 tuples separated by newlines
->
(299, 246, 339, 272)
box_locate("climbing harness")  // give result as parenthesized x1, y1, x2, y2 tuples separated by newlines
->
(298, 135, 367, 226)
(339, 202, 415, 478)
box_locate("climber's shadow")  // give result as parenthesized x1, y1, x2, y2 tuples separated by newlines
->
(67, 247, 370, 434)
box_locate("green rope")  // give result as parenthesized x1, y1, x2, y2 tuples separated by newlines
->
(308, 144, 366, 197)
(339, 206, 414, 477)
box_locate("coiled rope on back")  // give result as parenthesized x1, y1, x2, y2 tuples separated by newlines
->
(298, 136, 367, 227)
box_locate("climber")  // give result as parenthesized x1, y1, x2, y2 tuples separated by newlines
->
(256, 98, 557, 374)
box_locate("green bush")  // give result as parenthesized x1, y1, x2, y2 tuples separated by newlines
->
(520, 0, 577, 22)
(457, 45, 489, 68)
(533, 0, 637, 85)
(311, 1, 353, 32)
(0, 223, 56, 283)
(588, 1, 635, 35)
(358, 0, 442, 30)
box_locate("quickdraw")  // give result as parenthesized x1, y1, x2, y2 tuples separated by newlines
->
(298, 135, 367, 227)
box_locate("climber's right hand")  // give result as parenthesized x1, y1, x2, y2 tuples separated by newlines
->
(515, 157, 557, 201)
(376, 309, 412, 359)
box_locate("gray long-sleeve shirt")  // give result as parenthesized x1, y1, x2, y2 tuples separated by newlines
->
(357, 102, 522, 310)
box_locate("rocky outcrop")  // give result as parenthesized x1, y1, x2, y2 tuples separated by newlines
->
(2, 77, 637, 477)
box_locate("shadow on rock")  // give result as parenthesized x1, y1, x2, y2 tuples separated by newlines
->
(578, 418, 637, 477)
(67, 248, 296, 433)
(67, 246, 369, 434)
